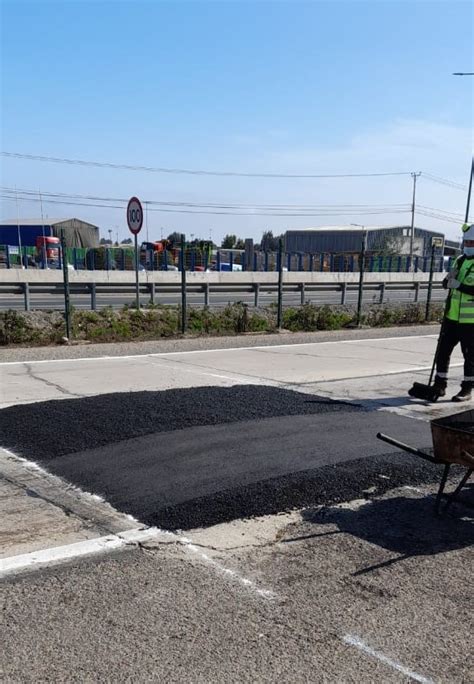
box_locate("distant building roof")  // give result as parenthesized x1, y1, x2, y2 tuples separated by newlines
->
(286, 225, 442, 234)
(0, 218, 71, 225)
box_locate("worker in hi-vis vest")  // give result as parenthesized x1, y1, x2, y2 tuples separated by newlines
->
(434, 223, 474, 402)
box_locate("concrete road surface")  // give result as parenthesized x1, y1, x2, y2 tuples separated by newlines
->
(1, 328, 471, 683)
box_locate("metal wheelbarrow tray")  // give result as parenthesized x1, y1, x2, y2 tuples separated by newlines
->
(377, 408, 474, 514)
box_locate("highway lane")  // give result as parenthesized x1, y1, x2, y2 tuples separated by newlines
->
(0, 332, 463, 528)
(0, 288, 445, 310)
(1, 331, 469, 683)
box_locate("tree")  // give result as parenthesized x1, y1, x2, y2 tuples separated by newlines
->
(99, 238, 113, 245)
(166, 231, 182, 245)
(221, 234, 237, 249)
(260, 230, 282, 251)
(234, 238, 245, 250)
(122, 237, 133, 245)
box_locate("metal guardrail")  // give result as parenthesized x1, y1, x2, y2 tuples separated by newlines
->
(0, 279, 444, 311)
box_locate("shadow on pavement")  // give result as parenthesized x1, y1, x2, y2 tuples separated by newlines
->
(299, 487, 474, 575)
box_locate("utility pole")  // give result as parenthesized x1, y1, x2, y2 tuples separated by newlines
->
(409, 172, 421, 271)
(15, 186, 24, 268)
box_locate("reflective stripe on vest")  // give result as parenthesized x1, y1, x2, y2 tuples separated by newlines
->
(446, 257, 474, 323)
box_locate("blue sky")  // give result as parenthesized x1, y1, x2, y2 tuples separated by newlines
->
(1, 0, 472, 242)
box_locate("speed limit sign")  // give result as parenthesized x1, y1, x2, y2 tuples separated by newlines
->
(127, 196, 143, 235)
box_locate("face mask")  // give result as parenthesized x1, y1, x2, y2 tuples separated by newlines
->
(464, 247, 474, 257)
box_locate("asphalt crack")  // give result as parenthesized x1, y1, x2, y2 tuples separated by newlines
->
(24, 364, 85, 399)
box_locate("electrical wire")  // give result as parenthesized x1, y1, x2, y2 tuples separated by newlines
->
(421, 173, 468, 191)
(417, 209, 464, 225)
(0, 193, 411, 217)
(1, 151, 413, 179)
(418, 205, 464, 220)
(0, 186, 410, 213)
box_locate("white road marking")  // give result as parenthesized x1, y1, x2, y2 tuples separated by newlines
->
(0, 447, 275, 599)
(0, 333, 440, 366)
(342, 634, 434, 683)
(0, 526, 277, 600)
(0, 534, 126, 576)
(179, 537, 276, 600)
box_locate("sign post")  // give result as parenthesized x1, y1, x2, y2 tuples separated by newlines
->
(180, 234, 186, 334)
(60, 230, 71, 340)
(127, 196, 143, 309)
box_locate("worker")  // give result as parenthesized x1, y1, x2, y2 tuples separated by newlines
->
(434, 223, 474, 402)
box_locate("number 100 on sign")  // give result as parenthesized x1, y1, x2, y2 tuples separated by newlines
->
(127, 197, 143, 235)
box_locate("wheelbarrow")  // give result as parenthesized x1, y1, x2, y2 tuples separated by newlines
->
(377, 408, 474, 515)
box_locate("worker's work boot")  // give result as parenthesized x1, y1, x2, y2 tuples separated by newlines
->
(452, 384, 473, 402)
(433, 377, 447, 399)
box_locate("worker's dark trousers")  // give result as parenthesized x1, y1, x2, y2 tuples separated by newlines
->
(435, 319, 474, 389)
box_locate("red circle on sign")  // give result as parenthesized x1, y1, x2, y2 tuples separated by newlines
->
(127, 196, 144, 235)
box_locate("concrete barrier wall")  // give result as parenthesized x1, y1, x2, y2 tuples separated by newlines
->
(0, 269, 445, 285)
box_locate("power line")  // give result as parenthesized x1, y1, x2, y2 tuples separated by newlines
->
(1, 186, 410, 212)
(421, 173, 468, 191)
(1, 151, 413, 179)
(0, 193, 411, 218)
(417, 209, 464, 225)
(418, 205, 464, 220)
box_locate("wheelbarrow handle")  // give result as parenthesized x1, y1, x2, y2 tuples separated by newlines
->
(461, 450, 474, 467)
(376, 432, 438, 464)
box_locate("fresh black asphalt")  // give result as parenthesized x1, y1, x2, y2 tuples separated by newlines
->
(0, 385, 438, 529)
(0, 386, 361, 460)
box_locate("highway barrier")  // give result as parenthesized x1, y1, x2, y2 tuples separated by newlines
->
(0, 272, 445, 313)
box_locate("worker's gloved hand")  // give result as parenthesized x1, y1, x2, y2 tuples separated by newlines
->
(447, 278, 460, 289)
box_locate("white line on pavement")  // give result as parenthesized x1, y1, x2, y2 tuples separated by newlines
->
(342, 634, 434, 684)
(0, 333, 439, 366)
(0, 534, 126, 576)
(0, 526, 277, 600)
(0, 448, 276, 599)
(179, 537, 277, 600)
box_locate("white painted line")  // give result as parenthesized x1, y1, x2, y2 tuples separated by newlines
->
(179, 536, 276, 600)
(0, 333, 440, 366)
(0, 528, 169, 577)
(342, 634, 434, 684)
(0, 526, 276, 600)
(0, 452, 275, 600)
(0, 535, 125, 576)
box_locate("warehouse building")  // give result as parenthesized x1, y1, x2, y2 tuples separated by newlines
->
(284, 225, 445, 258)
(0, 218, 100, 248)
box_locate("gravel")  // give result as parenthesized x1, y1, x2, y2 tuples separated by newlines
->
(145, 452, 447, 530)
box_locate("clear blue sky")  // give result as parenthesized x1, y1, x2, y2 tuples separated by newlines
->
(1, 0, 472, 242)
